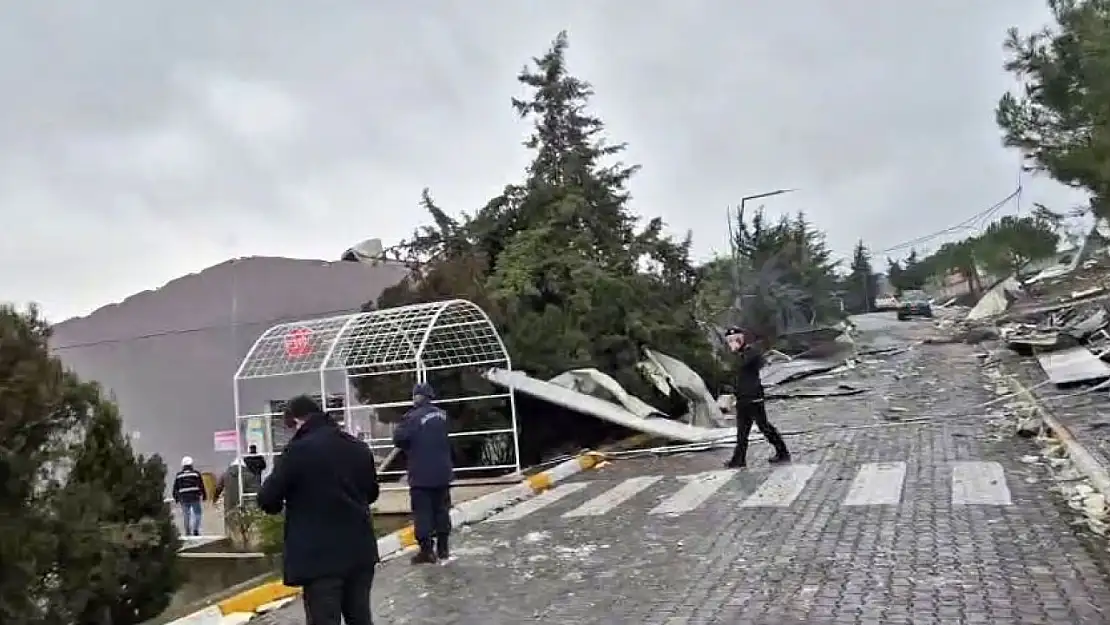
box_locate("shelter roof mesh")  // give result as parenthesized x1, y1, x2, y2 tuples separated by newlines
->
(235, 299, 509, 379)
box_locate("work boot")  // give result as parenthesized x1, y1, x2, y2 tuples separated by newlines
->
(435, 534, 450, 561)
(411, 541, 438, 565)
(768, 451, 791, 464)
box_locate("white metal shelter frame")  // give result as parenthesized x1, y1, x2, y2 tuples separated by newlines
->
(231, 299, 520, 503)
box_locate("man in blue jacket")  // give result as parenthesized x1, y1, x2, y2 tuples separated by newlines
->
(258, 395, 380, 625)
(393, 382, 454, 564)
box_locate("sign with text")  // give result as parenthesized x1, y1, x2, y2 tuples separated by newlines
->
(213, 429, 238, 452)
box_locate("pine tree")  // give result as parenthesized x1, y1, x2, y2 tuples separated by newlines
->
(997, 0, 1110, 219)
(722, 208, 844, 339)
(847, 240, 877, 313)
(58, 397, 181, 624)
(0, 304, 91, 623)
(362, 32, 722, 463)
(0, 304, 180, 624)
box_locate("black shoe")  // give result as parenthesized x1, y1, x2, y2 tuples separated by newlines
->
(435, 535, 450, 561)
(725, 458, 747, 469)
(768, 452, 791, 464)
(411, 540, 438, 565)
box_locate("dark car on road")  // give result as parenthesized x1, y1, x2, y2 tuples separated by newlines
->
(896, 290, 933, 320)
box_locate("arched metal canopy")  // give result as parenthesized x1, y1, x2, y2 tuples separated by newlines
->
(234, 299, 510, 380)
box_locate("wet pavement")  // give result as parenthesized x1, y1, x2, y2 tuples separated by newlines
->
(260, 314, 1110, 624)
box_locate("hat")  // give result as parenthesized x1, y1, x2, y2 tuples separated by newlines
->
(724, 326, 746, 337)
(283, 395, 322, 428)
(412, 383, 436, 400)
(181, 456, 194, 467)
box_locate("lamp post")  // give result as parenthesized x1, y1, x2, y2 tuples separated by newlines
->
(727, 188, 798, 259)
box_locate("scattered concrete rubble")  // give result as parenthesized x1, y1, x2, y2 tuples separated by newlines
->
(930, 267, 1110, 387)
(930, 244, 1110, 543)
(979, 358, 1110, 540)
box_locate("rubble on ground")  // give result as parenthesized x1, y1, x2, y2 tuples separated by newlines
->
(928, 262, 1110, 388)
(980, 358, 1110, 539)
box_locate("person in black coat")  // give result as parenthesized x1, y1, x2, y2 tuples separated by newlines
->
(243, 443, 267, 478)
(724, 326, 791, 469)
(393, 382, 454, 564)
(258, 395, 380, 625)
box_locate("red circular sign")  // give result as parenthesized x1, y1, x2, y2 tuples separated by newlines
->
(284, 327, 314, 359)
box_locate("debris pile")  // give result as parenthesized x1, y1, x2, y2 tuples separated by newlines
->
(981, 359, 1110, 538)
(931, 270, 1110, 388)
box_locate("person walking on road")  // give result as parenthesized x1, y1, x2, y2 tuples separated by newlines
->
(258, 395, 380, 625)
(724, 326, 791, 469)
(172, 456, 207, 536)
(393, 382, 454, 565)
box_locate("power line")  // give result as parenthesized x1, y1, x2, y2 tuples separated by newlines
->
(50, 305, 364, 351)
(879, 186, 1022, 255)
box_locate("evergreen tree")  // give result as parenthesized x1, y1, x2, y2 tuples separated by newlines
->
(723, 208, 843, 339)
(931, 240, 982, 295)
(57, 398, 180, 624)
(0, 304, 180, 625)
(360, 32, 719, 464)
(888, 250, 927, 292)
(975, 214, 1060, 276)
(997, 0, 1110, 219)
(847, 240, 877, 313)
(0, 304, 82, 623)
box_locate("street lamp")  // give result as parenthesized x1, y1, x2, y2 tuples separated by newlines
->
(727, 188, 798, 256)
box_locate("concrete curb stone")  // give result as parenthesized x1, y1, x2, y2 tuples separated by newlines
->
(1004, 372, 1110, 502)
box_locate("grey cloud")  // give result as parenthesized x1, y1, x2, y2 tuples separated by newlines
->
(0, 0, 1089, 320)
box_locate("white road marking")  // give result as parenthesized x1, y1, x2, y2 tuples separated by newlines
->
(486, 482, 591, 522)
(649, 470, 737, 516)
(739, 464, 818, 508)
(563, 476, 663, 518)
(842, 462, 907, 506)
(951, 461, 1012, 505)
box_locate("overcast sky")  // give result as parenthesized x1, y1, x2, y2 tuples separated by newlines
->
(0, 1, 1091, 321)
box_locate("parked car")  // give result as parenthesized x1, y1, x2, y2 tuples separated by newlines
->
(897, 290, 933, 320)
(875, 295, 899, 311)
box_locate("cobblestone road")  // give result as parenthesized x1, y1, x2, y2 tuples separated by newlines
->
(262, 314, 1110, 624)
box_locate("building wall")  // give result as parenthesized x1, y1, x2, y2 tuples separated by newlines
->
(50, 257, 410, 485)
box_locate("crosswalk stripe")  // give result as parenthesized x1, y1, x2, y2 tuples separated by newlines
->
(739, 464, 817, 508)
(649, 470, 737, 516)
(486, 482, 591, 522)
(563, 476, 663, 518)
(843, 462, 906, 506)
(951, 461, 1012, 505)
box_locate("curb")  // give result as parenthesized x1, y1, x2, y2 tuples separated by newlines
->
(167, 450, 606, 624)
(1006, 373, 1110, 501)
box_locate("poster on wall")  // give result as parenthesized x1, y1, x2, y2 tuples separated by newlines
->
(213, 429, 238, 452)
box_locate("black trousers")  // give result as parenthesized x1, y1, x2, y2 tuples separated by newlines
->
(409, 486, 452, 544)
(302, 566, 374, 625)
(732, 400, 788, 464)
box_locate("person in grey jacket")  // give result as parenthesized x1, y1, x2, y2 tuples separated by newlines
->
(214, 458, 261, 510)
(393, 382, 454, 564)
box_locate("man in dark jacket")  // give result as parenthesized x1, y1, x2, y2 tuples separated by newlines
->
(724, 326, 790, 469)
(258, 395, 380, 625)
(393, 382, 454, 564)
(172, 456, 207, 536)
(243, 444, 267, 478)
